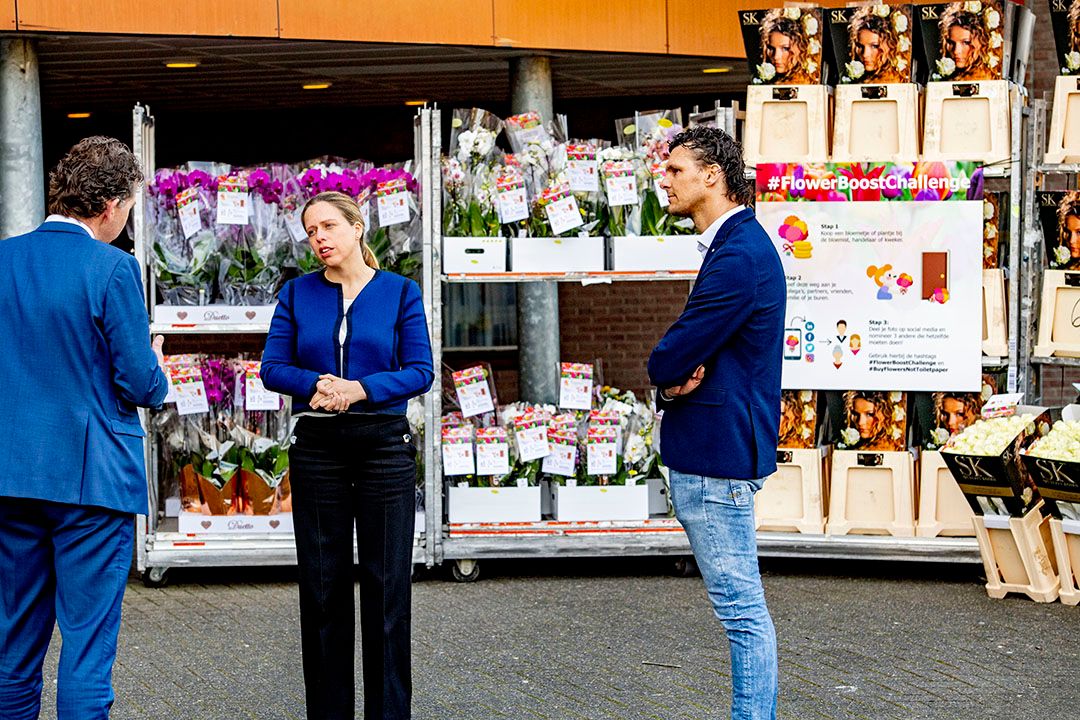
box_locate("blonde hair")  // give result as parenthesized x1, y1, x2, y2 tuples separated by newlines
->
(300, 191, 380, 269)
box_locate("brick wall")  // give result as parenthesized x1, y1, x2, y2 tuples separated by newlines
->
(558, 281, 690, 397)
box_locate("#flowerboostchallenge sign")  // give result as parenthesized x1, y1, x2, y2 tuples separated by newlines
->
(756, 162, 983, 392)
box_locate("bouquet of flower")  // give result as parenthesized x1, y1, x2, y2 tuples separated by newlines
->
(445, 108, 503, 237)
(559, 141, 608, 234)
(364, 163, 422, 280)
(218, 166, 293, 305)
(147, 168, 221, 304)
(942, 414, 1035, 457)
(599, 147, 644, 237)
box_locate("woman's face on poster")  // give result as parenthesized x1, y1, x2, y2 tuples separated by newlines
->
(853, 398, 878, 439)
(941, 396, 971, 435)
(856, 29, 886, 73)
(946, 24, 983, 70)
(1066, 214, 1080, 258)
(766, 31, 801, 74)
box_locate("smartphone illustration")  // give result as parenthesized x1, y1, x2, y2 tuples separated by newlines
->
(784, 328, 802, 360)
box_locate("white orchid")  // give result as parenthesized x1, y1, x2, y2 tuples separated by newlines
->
(984, 246, 995, 260)
(931, 428, 952, 447)
(808, 39, 821, 56)
(893, 12, 909, 33)
(801, 427, 813, 439)
(806, 61, 818, 75)
(1066, 52, 1080, 72)
(963, 1, 982, 13)
(897, 57, 908, 72)
(802, 406, 816, 421)
(984, 8, 1000, 30)
(989, 31, 1002, 50)
(891, 427, 903, 440)
(840, 428, 861, 447)
(898, 35, 911, 53)
(874, 5, 890, 18)
(757, 62, 776, 82)
(799, 390, 814, 402)
(893, 407, 906, 422)
(889, 391, 903, 403)
(846, 60, 866, 80)
(983, 201, 995, 220)
(988, 54, 1000, 69)
(984, 223, 997, 240)
(783, 7, 802, 20)
(803, 15, 819, 36)
(936, 57, 956, 77)
(1055, 245, 1072, 267)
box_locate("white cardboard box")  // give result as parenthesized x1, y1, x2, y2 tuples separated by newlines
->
(550, 484, 649, 522)
(510, 236, 606, 273)
(610, 236, 702, 272)
(153, 304, 276, 325)
(447, 486, 542, 523)
(442, 236, 508, 274)
(646, 476, 670, 515)
(178, 511, 294, 534)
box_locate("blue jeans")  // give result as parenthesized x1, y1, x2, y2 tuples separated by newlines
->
(669, 471, 778, 720)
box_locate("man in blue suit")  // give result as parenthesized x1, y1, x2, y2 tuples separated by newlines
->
(0, 137, 167, 719)
(648, 126, 785, 720)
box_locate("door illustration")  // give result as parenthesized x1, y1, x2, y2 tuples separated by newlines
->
(921, 251, 949, 301)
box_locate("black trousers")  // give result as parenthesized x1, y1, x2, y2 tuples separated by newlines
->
(289, 414, 417, 720)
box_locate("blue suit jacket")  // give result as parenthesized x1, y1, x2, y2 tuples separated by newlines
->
(0, 221, 168, 515)
(648, 207, 786, 480)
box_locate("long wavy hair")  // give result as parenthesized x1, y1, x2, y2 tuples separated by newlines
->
(844, 391, 906, 451)
(848, 6, 905, 83)
(939, 3, 993, 80)
(760, 10, 814, 83)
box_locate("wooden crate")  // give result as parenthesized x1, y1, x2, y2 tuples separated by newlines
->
(831, 83, 918, 163)
(1045, 75, 1080, 165)
(1049, 518, 1080, 606)
(975, 503, 1059, 603)
(756, 447, 827, 534)
(826, 450, 915, 537)
(922, 80, 1010, 166)
(743, 84, 829, 165)
(1033, 270, 1080, 358)
(917, 450, 976, 538)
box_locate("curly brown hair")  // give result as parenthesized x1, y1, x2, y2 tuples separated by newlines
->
(760, 10, 814, 83)
(1057, 190, 1080, 249)
(848, 6, 905, 83)
(1069, 0, 1080, 53)
(938, 3, 992, 80)
(47, 136, 143, 219)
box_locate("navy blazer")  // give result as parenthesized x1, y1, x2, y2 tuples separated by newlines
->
(261, 270, 434, 415)
(0, 221, 168, 515)
(648, 207, 786, 480)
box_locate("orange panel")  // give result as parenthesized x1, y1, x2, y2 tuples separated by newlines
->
(0, 2, 12, 31)
(16, 1, 278, 36)
(667, 0, 853, 58)
(494, 0, 666, 54)
(278, 1, 494, 45)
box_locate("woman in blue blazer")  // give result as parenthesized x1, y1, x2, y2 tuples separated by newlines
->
(261, 191, 434, 720)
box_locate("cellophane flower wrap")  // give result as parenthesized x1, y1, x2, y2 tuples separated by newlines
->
(218, 166, 293, 305)
(445, 107, 503, 237)
(146, 167, 221, 304)
(364, 163, 422, 281)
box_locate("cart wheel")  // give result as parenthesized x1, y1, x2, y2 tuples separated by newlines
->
(142, 566, 169, 588)
(674, 557, 698, 578)
(450, 559, 480, 583)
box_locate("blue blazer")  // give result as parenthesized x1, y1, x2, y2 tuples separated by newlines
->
(648, 207, 786, 480)
(0, 221, 168, 515)
(261, 270, 434, 415)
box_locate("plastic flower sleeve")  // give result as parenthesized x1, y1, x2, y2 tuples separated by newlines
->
(147, 168, 220, 305)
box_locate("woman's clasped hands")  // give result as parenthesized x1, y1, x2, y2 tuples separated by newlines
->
(310, 374, 368, 413)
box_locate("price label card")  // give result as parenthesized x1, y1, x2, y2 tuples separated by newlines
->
(216, 180, 249, 225)
(567, 159, 599, 193)
(175, 379, 210, 416)
(515, 423, 550, 461)
(476, 429, 511, 476)
(377, 192, 410, 227)
(545, 195, 584, 236)
(284, 211, 308, 242)
(497, 187, 529, 224)
(654, 179, 670, 208)
(542, 439, 577, 477)
(981, 393, 1024, 419)
(442, 444, 475, 476)
(243, 361, 280, 411)
(559, 362, 594, 410)
(176, 189, 202, 239)
(605, 174, 639, 207)
(587, 441, 618, 476)
(453, 366, 495, 418)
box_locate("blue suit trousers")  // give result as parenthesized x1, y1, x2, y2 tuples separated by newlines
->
(0, 497, 132, 720)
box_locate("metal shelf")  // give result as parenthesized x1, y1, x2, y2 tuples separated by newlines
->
(441, 519, 980, 563)
(1031, 355, 1080, 367)
(146, 533, 426, 568)
(1036, 163, 1080, 175)
(443, 271, 698, 284)
(150, 323, 270, 334)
